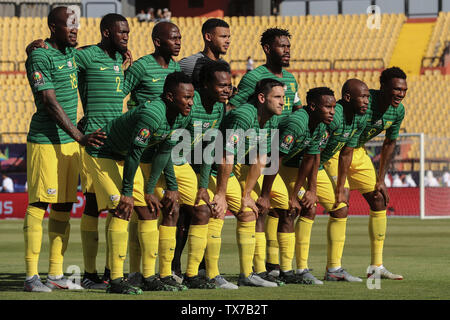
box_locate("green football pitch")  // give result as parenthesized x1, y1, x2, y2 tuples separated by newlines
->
(1, 216, 449, 300)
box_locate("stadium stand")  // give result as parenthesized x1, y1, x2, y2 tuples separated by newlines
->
(0, 12, 448, 170)
(424, 11, 450, 67)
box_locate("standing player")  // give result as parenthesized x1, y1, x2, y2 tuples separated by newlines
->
(326, 67, 407, 280)
(174, 18, 231, 277)
(25, 13, 133, 288)
(122, 21, 182, 287)
(212, 78, 286, 287)
(179, 18, 230, 89)
(84, 72, 193, 294)
(23, 6, 105, 292)
(228, 27, 302, 276)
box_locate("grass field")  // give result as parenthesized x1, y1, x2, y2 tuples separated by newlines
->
(1, 216, 449, 300)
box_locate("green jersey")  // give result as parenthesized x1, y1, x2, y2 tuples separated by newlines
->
(278, 107, 327, 168)
(76, 45, 124, 134)
(123, 54, 181, 108)
(319, 102, 368, 166)
(86, 98, 191, 196)
(184, 91, 225, 188)
(222, 103, 279, 164)
(25, 40, 78, 144)
(357, 89, 405, 148)
(229, 65, 301, 118)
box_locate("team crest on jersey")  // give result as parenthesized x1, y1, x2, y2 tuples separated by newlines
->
(67, 60, 72, 68)
(136, 128, 151, 144)
(384, 121, 392, 129)
(375, 119, 383, 127)
(32, 71, 44, 87)
(281, 134, 294, 149)
(283, 85, 288, 91)
(114, 65, 120, 72)
(319, 131, 330, 146)
(290, 83, 296, 92)
(203, 122, 210, 128)
(343, 132, 350, 138)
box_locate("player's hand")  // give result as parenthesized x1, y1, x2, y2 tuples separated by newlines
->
(194, 187, 213, 210)
(123, 49, 133, 68)
(288, 196, 302, 217)
(78, 129, 107, 147)
(115, 195, 134, 220)
(241, 194, 259, 218)
(26, 39, 47, 56)
(333, 187, 349, 210)
(211, 193, 227, 218)
(145, 193, 162, 215)
(300, 190, 317, 210)
(161, 190, 179, 216)
(374, 181, 389, 206)
(256, 195, 271, 216)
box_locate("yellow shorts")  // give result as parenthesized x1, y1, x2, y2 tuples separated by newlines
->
(233, 163, 289, 211)
(79, 146, 95, 194)
(84, 154, 146, 210)
(323, 147, 376, 195)
(140, 162, 197, 205)
(198, 174, 242, 214)
(278, 164, 347, 213)
(26, 141, 80, 204)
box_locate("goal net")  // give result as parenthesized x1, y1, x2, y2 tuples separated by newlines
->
(364, 133, 450, 219)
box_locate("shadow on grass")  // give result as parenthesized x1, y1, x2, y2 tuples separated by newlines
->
(0, 273, 27, 291)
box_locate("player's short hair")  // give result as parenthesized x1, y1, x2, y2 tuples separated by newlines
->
(306, 87, 335, 105)
(380, 67, 407, 85)
(199, 61, 231, 87)
(254, 78, 285, 96)
(260, 27, 291, 47)
(100, 13, 127, 32)
(201, 18, 229, 35)
(47, 6, 68, 27)
(163, 71, 193, 95)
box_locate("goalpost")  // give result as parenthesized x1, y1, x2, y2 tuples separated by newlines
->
(365, 132, 450, 219)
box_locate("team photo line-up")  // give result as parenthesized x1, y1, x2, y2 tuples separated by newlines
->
(22, 6, 407, 294)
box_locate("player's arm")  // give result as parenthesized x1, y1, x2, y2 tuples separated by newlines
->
(212, 154, 234, 217)
(299, 154, 319, 209)
(241, 154, 267, 216)
(39, 90, 106, 146)
(335, 145, 353, 207)
(227, 71, 255, 109)
(123, 58, 145, 96)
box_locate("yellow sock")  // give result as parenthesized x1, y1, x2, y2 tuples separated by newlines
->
(108, 217, 129, 280)
(80, 214, 99, 274)
(24, 205, 46, 278)
(278, 232, 295, 272)
(205, 218, 224, 279)
(253, 232, 266, 273)
(128, 212, 141, 274)
(265, 215, 279, 265)
(48, 209, 71, 277)
(327, 217, 347, 269)
(295, 216, 314, 270)
(104, 212, 112, 270)
(159, 225, 177, 278)
(369, 210, 387, 266)
(186, 224, 209, 277)
(138, 219, 159, 278)
(236, 220, 256, 277)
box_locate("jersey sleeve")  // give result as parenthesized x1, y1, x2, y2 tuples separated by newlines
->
(307, 124, 327, 155)
(222, 111, 252, 155)
(74, 47, 92, 73)
(279, 121, 300, 156)
(346, 114, 368, 148)
(132, 108, 161, 148)
(228, 72, 257, 107)
(385, 104, 405, 140)
(26, 50, 54, 92)
(123, 58, 146, 96)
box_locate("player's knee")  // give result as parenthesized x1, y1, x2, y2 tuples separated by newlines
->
(83, 193, 99, 217)
(191, 205, 210, 225)
(364, 191, 386, 211)
(30, 201, 49, 210)
(234, 210, 256, 223)
(329, 206, 348, 219)
(300, 207, 316, 221)
(52, 202, 73, 212)
(268, 209, 279, 219)
(278, 211, 295, 232)
(135, 206, 157, 220)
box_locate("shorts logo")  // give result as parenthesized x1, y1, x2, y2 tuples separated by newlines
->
(110, 195, 120, 203)
(136, 128, 151, 144)
(32, 71, 45, 87)
(47, 188, 56, 195)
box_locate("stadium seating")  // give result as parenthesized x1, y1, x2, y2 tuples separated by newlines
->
(425, 11, 450, 67)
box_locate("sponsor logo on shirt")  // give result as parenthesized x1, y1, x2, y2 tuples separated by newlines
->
(136, 128, 151, 144)
(152, 78, 161, 82)
(32, 71, 45, 87)
(100, 67, 108, 71)
(57, 65, 64, 70)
